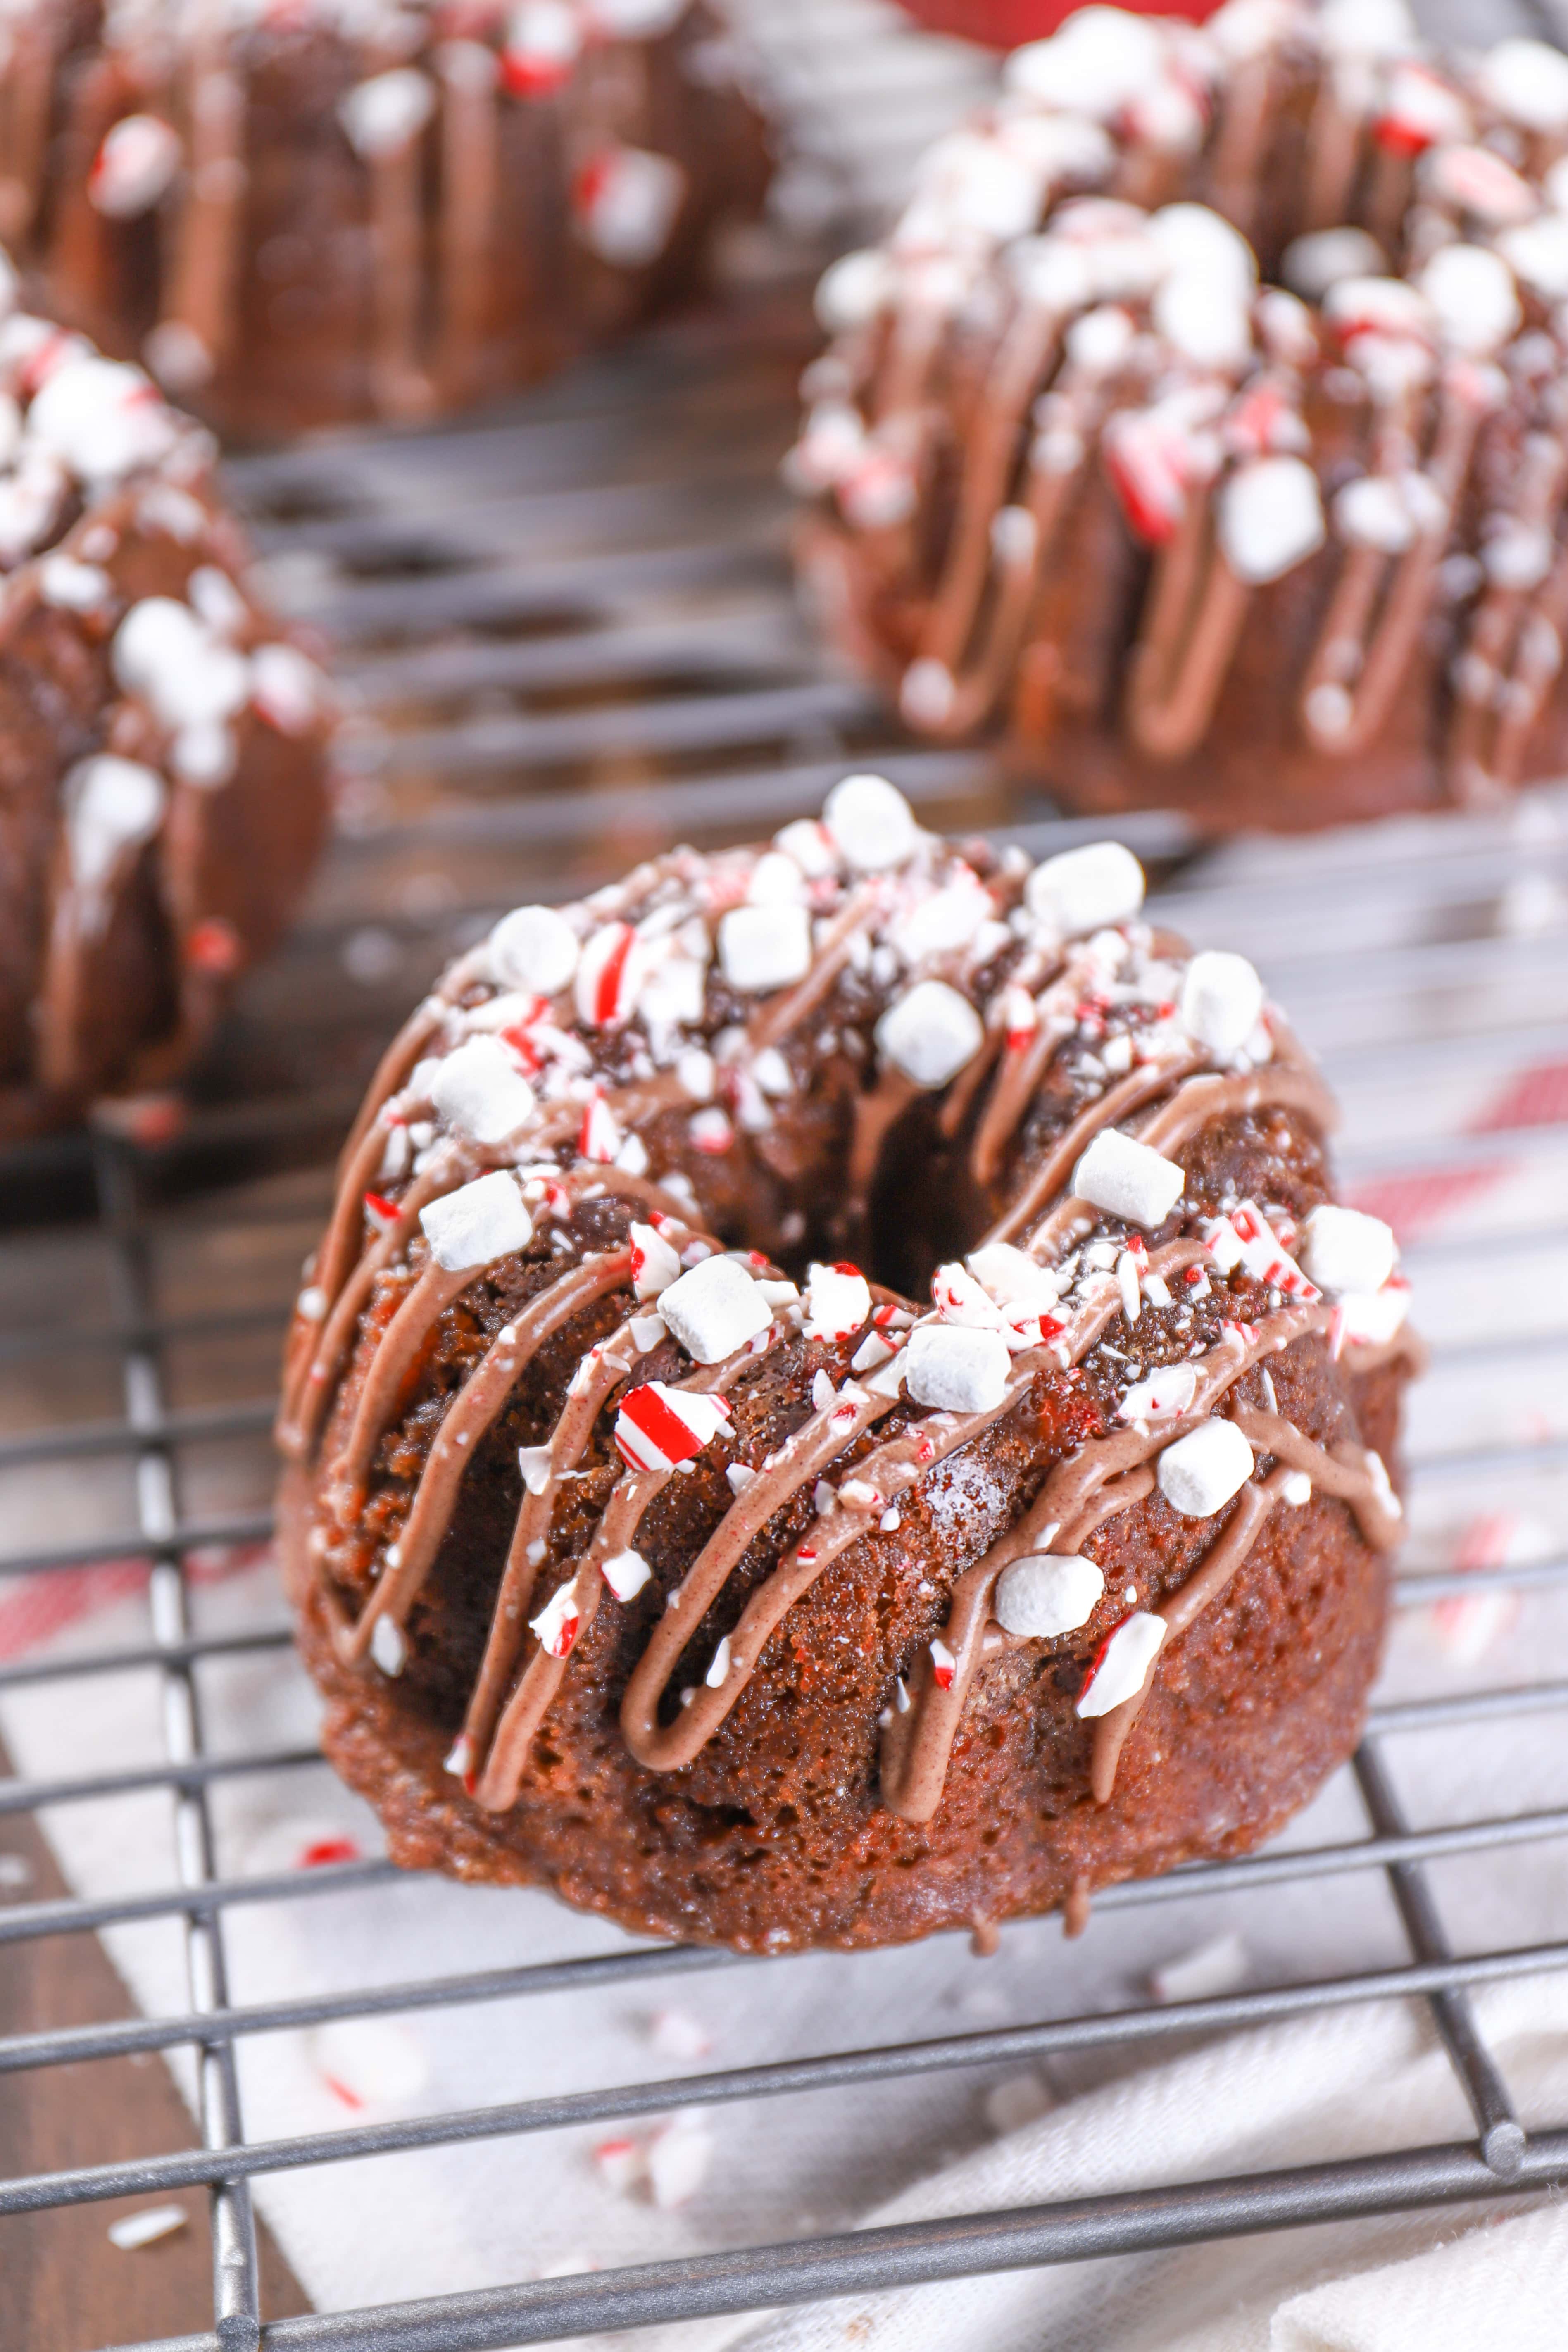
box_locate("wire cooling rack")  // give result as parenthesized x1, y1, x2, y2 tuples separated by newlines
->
(2, 295, 1568, 2352)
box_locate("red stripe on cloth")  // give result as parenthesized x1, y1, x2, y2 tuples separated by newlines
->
(1467, 1057, 1568, 1136)
(1345, 1164, 1514, 1243)
(0, 1540, 274, 1663)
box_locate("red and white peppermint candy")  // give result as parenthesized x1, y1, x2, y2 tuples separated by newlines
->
(578, 1090, 621, 1163)
(1103, 404, 1198, 545)
(573, 143, 685, 269)
(528, 1579, 581, 1660)
(601, 1547, 653, 1602)
(930, 1638, 957, 1690)
(803, 1261, 872, 1343)
(1076, 1610, 1166, 1716)
(90, 114, 181, 219)
(628, 1220, 681, 1300)
(1421, 142, 1536, 227)
(1203, 1200, 1319, 1298)
(614, 1382, 731, 1473)
(501, 0, 581, 93)
(1375, 61, 1470, 157)
(574, 921, 643, 1028)
(362, 1189, 400, 1233)
(1117, 1362, 1198, 1422)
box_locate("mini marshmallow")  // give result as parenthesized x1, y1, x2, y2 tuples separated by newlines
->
(1281, 225, 1385, 302)
(1218, 456, 1325, 585)
(658, 1254, 773, 1363)
(773, 817, 838, 878)
(339, 67, 435, 157)
(1072, 1129, 1185, 1228)
(815, 247, 895, 333)
(1179, 950, 1264, 1057)
(718, 903, 813, 994)
(822, 774, 919, 871)
(994, 1552, 1104, 1638)
(1157, 1419, 1254, 1517)
(1077, 1610, 1166, 1716)
(628, 1221, 681, 1300)
(428, 1036, 537, 1146)
(1025, 841, 1144, 936)
(63, 755, 165, 905)
(1479, 36, 1568, 133)
(1299, 1204, 1397, 1295)
(90, 114, 181, 219)
(903, 1322, 1012, 1414)
(1118, 1362, 1198, 1422)
(419, 1171, 534, 1271)
(489, 904, 579, 995)
(803, 1262, 872, 1342)
(875, 981, 983, 1089)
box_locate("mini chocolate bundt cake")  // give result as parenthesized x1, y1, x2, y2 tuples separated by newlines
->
(895, 0, 1221, 51)
(0, 0, 769, 437)
(277, 776, 1418, 1952)
(790, 0, 1568, 830)
(0, 280, 333, 1137)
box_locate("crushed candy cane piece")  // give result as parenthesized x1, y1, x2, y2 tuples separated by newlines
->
(1077, 1609, 1166, 1716)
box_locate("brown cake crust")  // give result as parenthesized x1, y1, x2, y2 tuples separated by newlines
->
(790, 1, 1568, 829)
(276, 797, 1417, 1952)
(6, 0, 770, 438)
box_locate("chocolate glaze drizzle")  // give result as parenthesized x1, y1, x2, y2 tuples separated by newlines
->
(285, 796, 1411, 1838)
(791, 0, 1568, 806)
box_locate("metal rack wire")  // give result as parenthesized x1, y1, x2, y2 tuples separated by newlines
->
(2, 295, 1568, 2352)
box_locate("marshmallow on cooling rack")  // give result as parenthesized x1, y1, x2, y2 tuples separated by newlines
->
(876, 980, 984, 1089)
(658, 1254, 773, 1363)
(718, 903, 813, 993)
(994, 1552, 1104, 1638)
(1025, 841, 1144, 937)
(903, 1322, 1012, 1413)
(488, 903, 580, 995)
(428, 1035, 538, 1146)
(822, 773, 920, 871)
(1298, 1204, 1397, 1296)
(1179, 950, 1263, 1057)
(1072, 1129, 1185, 1228)
(1156, 1419, 1254, 1518)
(419, 1171, 534, 1271)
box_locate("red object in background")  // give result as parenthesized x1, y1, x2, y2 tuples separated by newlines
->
(897, 0, 1224, 48)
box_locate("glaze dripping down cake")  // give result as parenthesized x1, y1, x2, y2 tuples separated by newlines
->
(277, 776, 1418, 1952)
(0, 0, 770, 437)
(0, 273, 332, 1137)
(790, 0, 1568, 830)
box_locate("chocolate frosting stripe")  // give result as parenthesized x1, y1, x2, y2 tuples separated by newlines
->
(880, 1298, 1336, 1824)
(621, 1386, 898, 1770)
(473, 1337, 778, 1812)
(1124, 503, 1254, 763)
(333, 1250, 634, 1666)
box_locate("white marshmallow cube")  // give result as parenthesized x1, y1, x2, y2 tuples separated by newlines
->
(903, 1323, 1012, 1414)
(1072, 1129, 1185, 1228)
(488, 904, 580, 996)
(1299, 1204, 1396, 1295)
(420, 1171, 534, 1271)
(659, 1255, 773, 1364)
(1157, 1418, 1254, 1517)
(1179, 950, 1264, 1058)
(718, 903, 813, 993)
(428, 1036, 537, 1146)
(876, 980, 984, 1089)
(822, 773, 920, 871)
(1025, 841, 1144, 936)
(994, 1552, 1104, 1638)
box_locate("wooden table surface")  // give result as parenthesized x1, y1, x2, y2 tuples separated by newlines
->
(0, 1749, 309, 2352)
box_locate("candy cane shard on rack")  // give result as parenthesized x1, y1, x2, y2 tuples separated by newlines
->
(290, 783, 1411, 1838)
